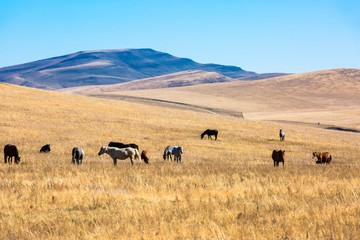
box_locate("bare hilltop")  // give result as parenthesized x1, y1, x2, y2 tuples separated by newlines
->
(0, 48, 268, 89)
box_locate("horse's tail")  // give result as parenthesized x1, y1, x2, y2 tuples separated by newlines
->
(72, 148, 75, 164)
(163, 149, 167, 160)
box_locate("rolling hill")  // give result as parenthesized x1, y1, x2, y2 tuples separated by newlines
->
(59, 70, 234, 94)
(0, 48, 262, 90)
(68, 68, 360, 129)
(1, 81, 360, 239)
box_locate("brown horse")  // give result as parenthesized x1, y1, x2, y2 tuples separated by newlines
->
(272, 150, 285, 167)
(141, 150, 149, 164)
(312, 152, 332, 164)
(4, 144, 21, 164)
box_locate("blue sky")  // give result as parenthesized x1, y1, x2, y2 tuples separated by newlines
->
(0, 0, 359, 73)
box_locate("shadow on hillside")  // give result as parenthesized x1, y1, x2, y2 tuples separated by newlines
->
(326, 126, 360, 133)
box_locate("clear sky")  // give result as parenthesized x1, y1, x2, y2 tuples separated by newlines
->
(0, 0, 359, 73)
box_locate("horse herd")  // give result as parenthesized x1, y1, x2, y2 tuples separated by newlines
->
(271, 129, 332, 167)
(3, 129, 331, 167)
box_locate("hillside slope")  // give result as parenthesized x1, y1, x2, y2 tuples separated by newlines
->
(0, 48, 257, 89)
(80, 68, 360, 129)
(1, 83, 360, 239)
(60, 70, 233, 93)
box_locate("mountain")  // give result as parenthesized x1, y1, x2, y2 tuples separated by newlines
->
(0, 48, 258, 90)
(60, 70, 234, 94)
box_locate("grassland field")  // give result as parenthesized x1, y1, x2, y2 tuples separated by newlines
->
(1, 83, 360, 239)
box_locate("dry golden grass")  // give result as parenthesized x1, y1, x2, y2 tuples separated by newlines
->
(70, 68, 360, 129)
(1, 82, 360, 239)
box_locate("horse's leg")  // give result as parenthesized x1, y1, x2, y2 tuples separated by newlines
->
(282, 161, 284, 167)
(4, 154, 7, 164)
(274, 161, 276, 167)
(113, 158, 117, 166)
(215, 134, 217, 140)
(130, 157, 134, 166)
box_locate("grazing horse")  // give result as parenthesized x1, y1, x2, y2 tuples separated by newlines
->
(108, 141, 139, 150)
(72, 147, 84, 165)
(279, 129, 285, 141)
(163, 145, 183, 162)
(4, 144, 21, 164)
(98, 146, 141, 166)
(313, 152, 332, 164)
(201, 129, 218, 140)
(173, 146, 183, 163)
(272, 150, 285, 167)
(141, 150, 150, 164)
(40, 144, 51, 153)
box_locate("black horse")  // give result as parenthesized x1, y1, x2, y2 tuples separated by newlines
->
(4, 144, 21, 164)
(40, 144, 51, 153)
(201, 129, 218, 141)
(108, 141, 139, 150)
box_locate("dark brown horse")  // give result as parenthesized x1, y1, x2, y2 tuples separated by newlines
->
(141, 150, 149, 164)
(4, 144, 21, 164)
(40, 144, 51, 153)
(108, 142, 139, 150)
(201, 129, 218, 140)
(272, 150, 285, 167)
(313, 152, 332, 164)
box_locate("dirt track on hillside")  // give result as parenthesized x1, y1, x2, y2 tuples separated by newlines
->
(88, 94, 244, 118)
(89, 94, 360, 133)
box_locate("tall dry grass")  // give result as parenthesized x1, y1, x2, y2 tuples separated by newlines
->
(1, 83, 360, 239)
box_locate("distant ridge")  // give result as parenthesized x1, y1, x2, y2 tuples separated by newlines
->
(0, 48, 260, 90)
(60, 70, 234, 94)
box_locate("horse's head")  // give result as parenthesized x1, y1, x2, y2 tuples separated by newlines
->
(98, 146, 106, 156)
(312, 152, 317, 159)
(201, 133, 204, 139)
(179, 146, 183, 154)
(278, 150, 285, 160)
(15, 156, 21, 164)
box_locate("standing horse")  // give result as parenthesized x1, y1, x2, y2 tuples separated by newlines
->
(163, 145, 183, 162)
(72, 147, 85, 165)
(98, 146, 142, 166)
(279, 129, 285, 141)
(201, 129, 218, 140)
(312, 152, 332, 164)
(4, 144, 21, 164)
(272, 150, 285, 167)
(108, 142, 139, 150)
